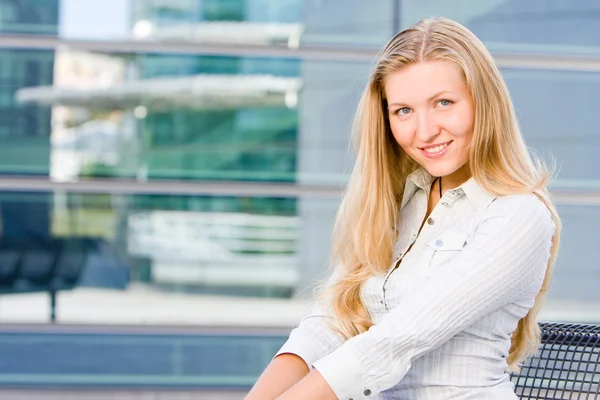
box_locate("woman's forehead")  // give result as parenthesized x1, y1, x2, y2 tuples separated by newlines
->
(384, 61, 467, 104)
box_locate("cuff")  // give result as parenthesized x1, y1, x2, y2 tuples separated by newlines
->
(274, 328, 326, 371)
(313, 344, 380, 400)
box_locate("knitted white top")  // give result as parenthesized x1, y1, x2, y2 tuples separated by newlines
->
(276, 168, 555, 399)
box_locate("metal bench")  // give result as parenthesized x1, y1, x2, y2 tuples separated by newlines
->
(510, 322, 600, 399)
(0, 237, 94, 322)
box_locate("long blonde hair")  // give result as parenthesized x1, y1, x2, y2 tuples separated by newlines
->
(326, 17, 561, 372)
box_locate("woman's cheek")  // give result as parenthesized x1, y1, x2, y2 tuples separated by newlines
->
(390, 124, 414, 147)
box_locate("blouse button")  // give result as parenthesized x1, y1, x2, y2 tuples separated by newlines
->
(364, 389, 372, 396)
(435, 239, 443, 247)
(427, 217, 434, 225)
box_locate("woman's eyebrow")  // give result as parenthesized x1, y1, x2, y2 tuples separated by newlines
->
(387, 90, 456, 108)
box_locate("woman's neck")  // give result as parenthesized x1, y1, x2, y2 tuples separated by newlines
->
(438, 164, 470, 192)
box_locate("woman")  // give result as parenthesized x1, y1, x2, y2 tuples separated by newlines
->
(246, 17, 561, 400)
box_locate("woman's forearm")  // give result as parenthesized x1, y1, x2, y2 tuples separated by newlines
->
(245, 353, 310, 400)
(275, 369, 337, 400)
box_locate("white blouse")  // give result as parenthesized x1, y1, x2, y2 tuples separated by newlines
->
(275, 168, 555, 400)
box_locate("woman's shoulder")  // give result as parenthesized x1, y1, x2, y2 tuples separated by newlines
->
(484, 192, 553, 226)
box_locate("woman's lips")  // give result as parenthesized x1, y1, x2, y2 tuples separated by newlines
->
(420, 141, 452, 159)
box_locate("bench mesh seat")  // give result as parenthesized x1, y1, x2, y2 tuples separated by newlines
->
(510, 322, 600, 399)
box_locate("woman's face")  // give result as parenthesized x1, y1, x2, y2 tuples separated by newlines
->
(384, 60, 474, 181)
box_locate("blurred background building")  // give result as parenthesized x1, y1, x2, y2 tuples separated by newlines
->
(0, 0, 599, 397)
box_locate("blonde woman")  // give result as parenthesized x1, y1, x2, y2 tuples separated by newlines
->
(247, 17, 561, 400)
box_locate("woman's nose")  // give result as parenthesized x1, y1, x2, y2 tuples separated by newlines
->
(415, 114, 440, 142)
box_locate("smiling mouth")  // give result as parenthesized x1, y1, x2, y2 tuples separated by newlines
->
(420, 141, 452, 154)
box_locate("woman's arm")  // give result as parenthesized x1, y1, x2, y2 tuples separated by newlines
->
(245, 353, 310, 400)
(276, 195, 555, 399)
(246, 274, 345, 399)
(275, 369, 337, 400)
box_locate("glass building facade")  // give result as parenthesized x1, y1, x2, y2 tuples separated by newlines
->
(0, 0, 57, 257)
(1, 0, 600, 396)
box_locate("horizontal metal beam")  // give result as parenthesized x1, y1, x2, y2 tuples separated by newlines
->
(2, 34, 600, 72)
(0, 322, 290, 336)
(0, 390, 246, 400)
(0, 176, 343, 199)
(551, 191, 600, 207)
(496, 52, 600, 73)
(0, 176, 598, 206)
(0, 34, 376, 62)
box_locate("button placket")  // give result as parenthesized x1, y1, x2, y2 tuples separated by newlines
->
(382, 230, 417, 309)
(386, 230, 416, 274)
(423, 188, 459, 243)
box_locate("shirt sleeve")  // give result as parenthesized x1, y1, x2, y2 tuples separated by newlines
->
(274, 274, 346, 370)
(312, 194, 556, 399)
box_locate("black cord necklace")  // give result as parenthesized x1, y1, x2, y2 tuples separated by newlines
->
(439, 176, 442, 198)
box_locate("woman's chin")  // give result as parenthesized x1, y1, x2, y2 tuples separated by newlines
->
(420, 162, 466, 179)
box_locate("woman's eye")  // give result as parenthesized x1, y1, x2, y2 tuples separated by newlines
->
(397, 107, 411, 115)
(438, 99, 452, 107)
